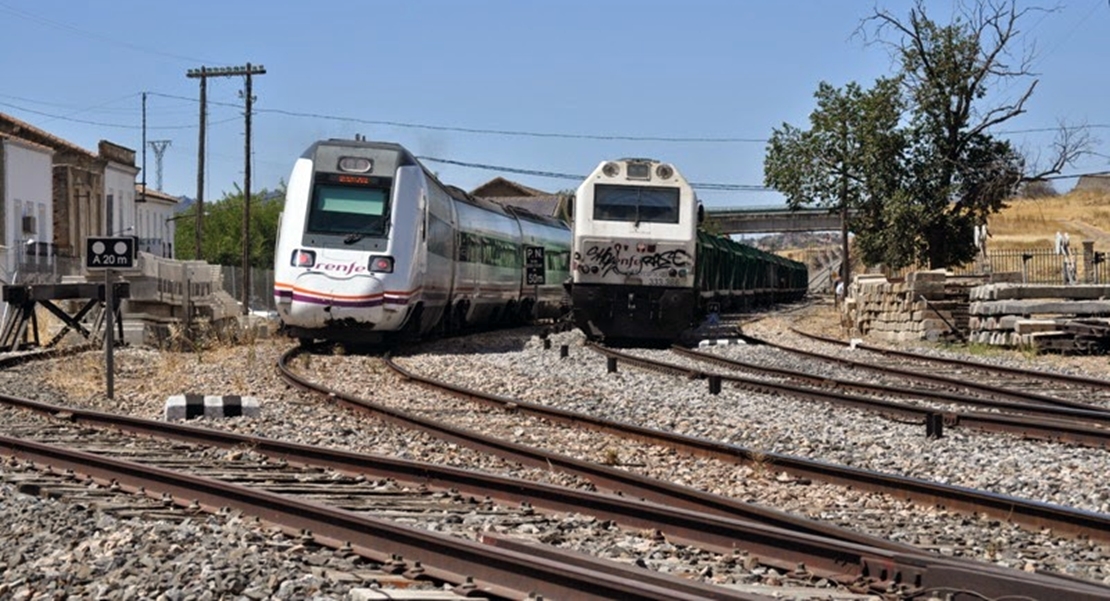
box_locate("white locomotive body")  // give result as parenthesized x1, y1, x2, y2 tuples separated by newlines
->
(274, 139, 570, 344)
(569, 158, 808, 344)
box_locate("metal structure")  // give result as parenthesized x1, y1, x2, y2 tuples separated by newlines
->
(704, 206, 859, 234)
(147, 140, 172, 191)
(0, 283, 128, 351)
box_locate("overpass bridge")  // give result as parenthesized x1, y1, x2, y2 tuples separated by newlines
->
(705, 206, 854, 234)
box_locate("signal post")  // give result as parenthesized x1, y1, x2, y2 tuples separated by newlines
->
(86, 236, 135, 399)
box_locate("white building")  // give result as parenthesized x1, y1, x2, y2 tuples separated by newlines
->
(134, 184, 180, 258)
(0, 134, 54, 281)
(99, 141, 139, 238)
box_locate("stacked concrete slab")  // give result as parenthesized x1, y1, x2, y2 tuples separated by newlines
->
(844, 271, 972, 343)
(968, 283, 1110, 351)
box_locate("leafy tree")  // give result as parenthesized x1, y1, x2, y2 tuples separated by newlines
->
(174, 183, 285, 268)
(768, 1, 1093, 272)
(859, 0, 1089, 268)
(764, 78, 905, 279)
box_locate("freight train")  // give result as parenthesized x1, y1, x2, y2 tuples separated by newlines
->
(568, 158, 807, 344)
(273, 139, 571, 345)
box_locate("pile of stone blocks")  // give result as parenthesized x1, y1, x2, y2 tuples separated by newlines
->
(844, 271, 973, 343)
(968, 283, 1110, 353)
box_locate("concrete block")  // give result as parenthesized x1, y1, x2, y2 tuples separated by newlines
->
(165, 394, 260, 420)
(698, 338, 745, 347)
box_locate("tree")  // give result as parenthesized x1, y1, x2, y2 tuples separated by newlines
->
(764, 78, 906, 281)
(860, 0, 1089, 269)
(174, 184, 285, 269)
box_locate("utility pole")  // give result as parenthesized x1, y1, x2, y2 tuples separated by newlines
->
(141, 92, 147, 204)
(186, 66, 208, 260)
(240, 62, 265, 315)
(186, 63, 266, 312)
(148, 140, 172, 191)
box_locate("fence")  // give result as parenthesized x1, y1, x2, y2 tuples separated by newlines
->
(887, 245, 1110, 285)
(222, 266, 277, 313)
(1, 247, 276, 314)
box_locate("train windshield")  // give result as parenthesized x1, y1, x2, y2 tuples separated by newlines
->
(593, 184, 680, 224)
(307, 181, 390, 237)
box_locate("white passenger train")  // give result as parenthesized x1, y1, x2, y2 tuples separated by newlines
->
(569, 158, 808, 344)
(273, 139, 570, 344)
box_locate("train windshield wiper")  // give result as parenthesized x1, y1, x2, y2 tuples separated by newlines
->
(343, 233, 365, 244)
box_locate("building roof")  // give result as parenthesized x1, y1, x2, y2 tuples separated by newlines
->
(488, 195, 565, 218)
(0, 133, 55, 155)
(0, 112, 96, 158)
(471, 176, 549, 198)
(135, 184, 181, 205)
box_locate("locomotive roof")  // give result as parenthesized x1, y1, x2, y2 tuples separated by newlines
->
(309, 138, 557, 222)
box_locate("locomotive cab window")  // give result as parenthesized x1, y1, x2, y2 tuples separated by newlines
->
(593, 184, 680, 224)
(307, 173, 390, 237)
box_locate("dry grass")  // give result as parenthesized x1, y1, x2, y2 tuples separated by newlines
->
(989, 190, 1110, 250)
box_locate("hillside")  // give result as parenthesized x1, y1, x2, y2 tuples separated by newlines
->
(988, 189, 1110, 250)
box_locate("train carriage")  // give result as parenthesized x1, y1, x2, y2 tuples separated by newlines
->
(273, 139, 570, 345)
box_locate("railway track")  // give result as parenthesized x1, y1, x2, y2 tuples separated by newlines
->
(775, 328, 1110, 412)
(666, 344, 1110, 447)
(271, 345, 1110, 598)
(0, 401, 766, 600)
(6, 318, 1110, 598)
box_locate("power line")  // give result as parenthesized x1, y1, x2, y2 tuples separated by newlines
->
(417, 156, 775, 192)
(0, 100, 240, 129)
(258, 107, 768, 143)
(15, 90, 1110, 143)
(145, 93, 771, 143)
(0, 2, 219, 65)
(3, 91, 1105, 192)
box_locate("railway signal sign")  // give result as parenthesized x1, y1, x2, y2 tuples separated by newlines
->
(525, 245, 545, 285)
(86, 237, 135, 269)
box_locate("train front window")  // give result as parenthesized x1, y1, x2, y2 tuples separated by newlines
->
(307, 183, 390, 236)
(593, 184, 680, 224)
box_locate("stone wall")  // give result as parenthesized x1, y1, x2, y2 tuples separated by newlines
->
(968, 283, 1110, 352)
(843, 271, 976, 343)
(843, 272, 1110, 353)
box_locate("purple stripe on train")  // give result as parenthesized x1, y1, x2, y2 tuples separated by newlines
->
(290, 293, 384, 308)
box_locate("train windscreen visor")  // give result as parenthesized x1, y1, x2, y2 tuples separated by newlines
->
(307, 182, 390, 236)
(593, 184, 680, 224)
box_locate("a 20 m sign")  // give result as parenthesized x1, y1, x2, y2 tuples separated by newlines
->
(86, 237, 135, 269)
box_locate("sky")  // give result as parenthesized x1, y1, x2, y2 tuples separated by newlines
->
(1, 0, 1107, 210)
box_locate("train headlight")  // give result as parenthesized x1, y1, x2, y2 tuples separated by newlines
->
(626, 162, 650, 180)
(338, 156, 373, 173)
(291, 249, 316, 268)
(369, 256, 394, 273)
(655, 164, 674, 179)
(602, 162, 620, 177)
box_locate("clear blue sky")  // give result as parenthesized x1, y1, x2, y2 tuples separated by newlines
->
(1, 0, 1107, 209)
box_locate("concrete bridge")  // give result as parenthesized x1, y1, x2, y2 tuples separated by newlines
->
(705, 206, 854, 234)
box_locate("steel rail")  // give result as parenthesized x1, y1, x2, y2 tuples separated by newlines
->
(605, 343, 1110, 448)
(773, 329, 1110, 413)
(581, 343, 1110, 538)
(0, 434, 771, 601)
(379, 341, 1110, 543)
(671, 345, 1110, 443)
(793, 327, 1110, 390)
(0, 391, 901, 584)
(0, 343, 98, 369)
(281, 348, 1110, 599)
(275, 347, 915, 556)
